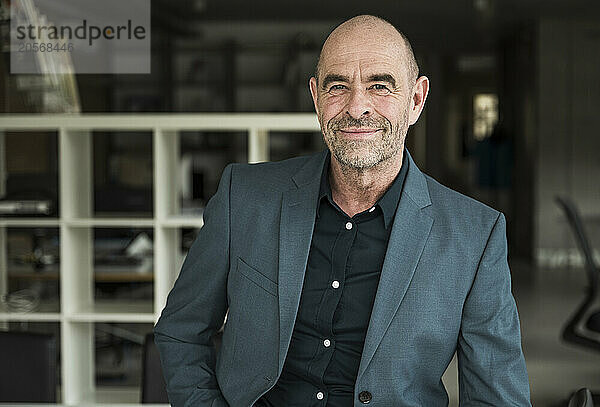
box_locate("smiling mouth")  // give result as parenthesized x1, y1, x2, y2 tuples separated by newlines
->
(338, 128, 382, 138)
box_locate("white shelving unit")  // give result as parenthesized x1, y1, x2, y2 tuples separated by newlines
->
(0, 113, 320, 405)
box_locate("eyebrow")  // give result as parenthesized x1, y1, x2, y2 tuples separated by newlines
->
(320, 73, 398, 90)
(367, 74, 397, 88)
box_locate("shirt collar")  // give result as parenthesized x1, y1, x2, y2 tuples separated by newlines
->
(317, 149, 409, 229)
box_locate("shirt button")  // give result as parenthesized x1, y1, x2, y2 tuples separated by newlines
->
(331, 280, 340, 289)
(323, 339, 331, 347)
(316, 391, 324, 400)
(345, 221, 353, 230)
(368, 206, 375, 213)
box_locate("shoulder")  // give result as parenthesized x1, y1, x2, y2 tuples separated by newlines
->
(423, 174, 501, 235)
(228, 151, 323, 190)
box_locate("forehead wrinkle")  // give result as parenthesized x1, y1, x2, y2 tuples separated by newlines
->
(322, 58, 402, 88)
(323, 47, 400, 67)
(323, 40, 403, 60)
(326, 58, 399, 71)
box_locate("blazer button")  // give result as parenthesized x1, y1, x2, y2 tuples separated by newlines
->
(358, 391, 372, 404)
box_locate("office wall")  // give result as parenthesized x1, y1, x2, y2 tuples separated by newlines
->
(498, 26, 537, 262)
(536, 19, 600, 268)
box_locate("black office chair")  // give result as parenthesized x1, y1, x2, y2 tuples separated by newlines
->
(568, 388, 595, 407)
(555, 197, 600, 351)
(0, 331, 57, 402)
(141, 333, 169, 403)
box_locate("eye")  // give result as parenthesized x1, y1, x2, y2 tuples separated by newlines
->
(369, 84, 391, 95)
(327, 84, 347, 95)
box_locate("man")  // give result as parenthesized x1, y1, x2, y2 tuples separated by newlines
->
(154, 15, 531, 407)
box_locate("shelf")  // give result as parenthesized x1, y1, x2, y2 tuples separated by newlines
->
(174, 80, 225, 86)
(68, 301, 155, 322)
(65, 218, 155, 227)
(92, 386, 142, 404)
(0, 113, 319, 405)
(159, 216, 204, 228)
(0, 218, 60, 227)
(8, 271, 60, 280)
(0, 217, 160, 227)
(0, 114, 321, 131)
(0, 300, 61, 321)
(94, 271, 153, 283)
(7, 271, 154, 283)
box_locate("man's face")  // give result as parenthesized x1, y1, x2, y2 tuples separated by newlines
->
(310, 34, 414, 170)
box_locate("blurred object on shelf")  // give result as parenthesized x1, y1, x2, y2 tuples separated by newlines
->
(95, 231, 153, 275)
(1, 173, 58, 216)
(10, 228, 58, 270)
(95, 323, 151, 387)
(0, 199, 52, 215)
(1, 281, 43, 312)
(125, 232, 153, 258)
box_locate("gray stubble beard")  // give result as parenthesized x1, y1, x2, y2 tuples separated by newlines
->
(321, 110, 409, 171)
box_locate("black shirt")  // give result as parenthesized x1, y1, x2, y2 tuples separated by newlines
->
(258, 150, 409, 407)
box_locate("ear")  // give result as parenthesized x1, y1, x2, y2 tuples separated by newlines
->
(408, 76, 429, 126)
(309, 76, 320, 115)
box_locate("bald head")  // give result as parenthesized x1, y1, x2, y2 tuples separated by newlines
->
(315, 15, 419, 88)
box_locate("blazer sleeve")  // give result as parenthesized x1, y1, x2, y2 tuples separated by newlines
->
(457, 212, 532, 406)
(153, 163, 234, 407)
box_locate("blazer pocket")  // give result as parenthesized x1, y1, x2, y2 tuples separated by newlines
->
(237, 257, 278, 297)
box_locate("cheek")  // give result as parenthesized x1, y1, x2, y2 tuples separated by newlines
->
(373, 98, 409, 124)
(318, 96, 349, 120)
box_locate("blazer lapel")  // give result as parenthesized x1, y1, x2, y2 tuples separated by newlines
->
(278, 150, 328, 372)
(357, 150, 434, 379)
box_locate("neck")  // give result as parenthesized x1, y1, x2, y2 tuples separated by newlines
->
(328, 149, 404, 217)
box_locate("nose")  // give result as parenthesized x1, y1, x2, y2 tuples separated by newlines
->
(345, 87, 371, 119)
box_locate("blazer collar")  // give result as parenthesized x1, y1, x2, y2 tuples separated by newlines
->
(291, 149, 329, 188)
(291, 148, 432, 208)
(402, 148, 432, 210)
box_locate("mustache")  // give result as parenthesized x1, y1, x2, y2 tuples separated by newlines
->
(327, 116, 390, 131)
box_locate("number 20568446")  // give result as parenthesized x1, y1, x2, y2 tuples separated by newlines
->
(18, 42, 74, 52)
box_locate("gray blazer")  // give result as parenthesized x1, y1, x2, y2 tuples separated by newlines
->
(154, 149, 531, 407)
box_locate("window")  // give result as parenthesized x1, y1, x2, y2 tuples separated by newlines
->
(473, 93, 498, 140)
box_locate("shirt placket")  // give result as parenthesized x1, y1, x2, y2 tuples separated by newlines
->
(309, 212, 357, 405)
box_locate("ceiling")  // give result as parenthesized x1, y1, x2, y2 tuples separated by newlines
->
(153, 0, 600, 52)
(161, 0, 600, 21)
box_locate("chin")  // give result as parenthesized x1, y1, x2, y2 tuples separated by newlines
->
(335, 153, 383, 170)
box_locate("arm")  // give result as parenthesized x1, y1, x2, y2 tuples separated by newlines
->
(153, 164, 234, 407)
(457, 213, 531, 406)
